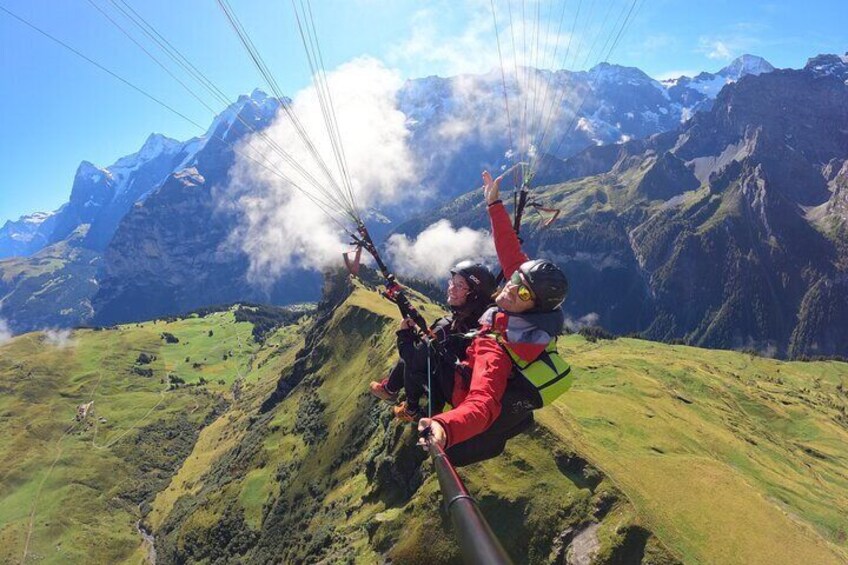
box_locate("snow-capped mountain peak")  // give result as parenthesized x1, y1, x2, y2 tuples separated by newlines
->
(205, 89, 280, 139)
(110, 133, 181, 173)
(805, 53, 848, 82)
(0, 210, 57, 255)
(588, 62, 660, 88)
(75, 160, 109, 183)
(658, 54, 776, 116)
(718, 54, 775, 80)
(22, 211, 54, 224)
(1, 211, 53, 231)
(249, 88, 270, 102)
(138, 133, 181, 160)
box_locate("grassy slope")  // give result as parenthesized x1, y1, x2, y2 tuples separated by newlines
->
(150, 282, 847, 564)
(150, 284, 653, 564)
(370, 289, 848, 564)
(2, 282, 846, 564)
(0, 309, 275, 564)
(0, 239, 102, 335)
(147, 318, 307, 532)
(548, 336, 848, 564)
(148, 288, 407, 561)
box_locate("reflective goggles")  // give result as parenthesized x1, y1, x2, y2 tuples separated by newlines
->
(509, 271, 535, 302)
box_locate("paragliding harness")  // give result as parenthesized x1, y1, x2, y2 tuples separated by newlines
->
(499, 336, 573, 406)
(346, 221, 454, 418)
(463, 328, 573, 408)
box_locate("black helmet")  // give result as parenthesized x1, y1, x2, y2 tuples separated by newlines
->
(517, 259, 568, 311)
(450, 260, 498, 299)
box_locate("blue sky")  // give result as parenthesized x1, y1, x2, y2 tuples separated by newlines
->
(1, 0, 845, 224)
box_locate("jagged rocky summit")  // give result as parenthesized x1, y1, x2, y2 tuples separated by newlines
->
(395, 55, 848, 358)
(4, 53, 847, 354)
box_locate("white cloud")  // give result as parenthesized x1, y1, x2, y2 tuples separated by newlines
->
(740, 336, 778, 358)
(43, 329, 74, 349)
(702, 39, 733, 61)
(390, 2, 587, 78)
(390, 1, 606, 161)
(386, 220, 496, 281)
(0, 319, 12, 345)
(388, 5, 498, 77)
(696, 27, 764, 64)
(223, 57, 416, 285)
(403, 66, 581, 168)
(393, 45, 589, 217)
(564, 312, 599, 331)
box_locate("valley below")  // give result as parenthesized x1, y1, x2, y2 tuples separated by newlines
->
(1, 275, 846, 563)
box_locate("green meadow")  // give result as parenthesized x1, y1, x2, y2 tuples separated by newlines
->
(545, 336, 848, 564)
(0, 309, 272, 563)
(1, 283, 846, 563)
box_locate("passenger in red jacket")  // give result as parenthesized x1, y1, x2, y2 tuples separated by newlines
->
(418, 170, 569, 466)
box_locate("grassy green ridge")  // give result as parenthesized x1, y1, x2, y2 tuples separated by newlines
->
(151, 281, 846, 564)
(0, 308, 293, 564)
(544, 337, 848, 564)
(2, 280, 847, 563)
(151, 282, 664, 564)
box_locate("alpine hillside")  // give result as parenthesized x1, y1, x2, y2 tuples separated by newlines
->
(396, 54, 848, 358)
(1, 271, 847, 564)
(0, 54, 829, 340)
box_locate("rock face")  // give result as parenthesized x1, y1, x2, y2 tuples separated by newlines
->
(92, 169, 320, 325)
(662, 54, 776, 118)
(634, 151, 700, 201)
(0, 91, 311, 331)
(1, 90, 277, 261)
(0, 136, 185, 260)
(397, 60, 848, 358)
(0, 212, 56, 258)
(805, 52, 848, 82)
(621, 64, 848, 358)
(87, 93, 319, 326)
(6, 54, 847, 343)
(46, 136, 189, 251)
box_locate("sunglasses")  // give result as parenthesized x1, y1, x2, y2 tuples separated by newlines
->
(509, 271, 534, 302)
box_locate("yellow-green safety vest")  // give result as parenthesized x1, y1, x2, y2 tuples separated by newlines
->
(498, 336, 574, 406)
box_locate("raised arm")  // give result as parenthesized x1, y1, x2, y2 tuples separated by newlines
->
(482, 170, 529, 277)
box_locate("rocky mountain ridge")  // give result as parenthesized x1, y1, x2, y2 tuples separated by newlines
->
(0, 211, 56, 257)
(1, 55, 778, 261)
(2, 53, 845, 347)
(661, 54, 776, 118)
(397, 57, 848, 357)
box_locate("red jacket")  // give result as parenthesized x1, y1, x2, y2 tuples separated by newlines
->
(432, 200, 547, 448)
